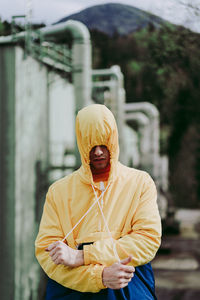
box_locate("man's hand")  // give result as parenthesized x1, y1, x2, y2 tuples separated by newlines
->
(46, 241, 84, 267)
(102, 256, 135, 289)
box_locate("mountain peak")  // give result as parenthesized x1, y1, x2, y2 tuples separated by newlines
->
(56, 2, 166, 36)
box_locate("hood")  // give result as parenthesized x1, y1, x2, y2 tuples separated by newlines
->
(76, 104, 119, 185)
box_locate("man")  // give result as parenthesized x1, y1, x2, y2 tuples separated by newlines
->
(35, 104, 161, 299)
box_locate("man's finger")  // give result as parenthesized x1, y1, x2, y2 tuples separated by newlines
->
(120, 256, 132, 265)
(122, 265, 135, 273)
(46, 241, 59, 252)
(51, 249, 60, 260)
(120, 256, 135, 273)
(52, 252, 60, 262)
(54, 257, 61, 265)
(124, 273, 134, 280)
(49, 247, 59, 257)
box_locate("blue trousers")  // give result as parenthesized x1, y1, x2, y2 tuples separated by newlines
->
(46, 263, 157, 300)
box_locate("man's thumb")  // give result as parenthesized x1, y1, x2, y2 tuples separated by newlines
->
(120, 256, 132, 265)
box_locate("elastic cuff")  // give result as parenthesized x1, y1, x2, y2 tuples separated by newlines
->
(95, 265, 106, 290)
(83, 245, 91, 265)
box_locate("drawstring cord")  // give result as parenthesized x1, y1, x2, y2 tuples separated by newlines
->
(91, 182, 120, 262)
(61, 182, 111, 243)
(60, 181, 157, 299)
(92, 183, 157, 299)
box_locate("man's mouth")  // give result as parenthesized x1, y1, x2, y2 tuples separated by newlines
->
(93, 157, 105, 161)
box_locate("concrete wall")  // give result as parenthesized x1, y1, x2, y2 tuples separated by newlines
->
(0, 45, 16, 300)
(0, 44, 76, 300)
(48, 72, 75, 181)
(14, 46, 50, 300)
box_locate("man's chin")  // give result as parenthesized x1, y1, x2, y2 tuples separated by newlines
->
(94, 164, 107, 170)
(91, 162, 107, 170)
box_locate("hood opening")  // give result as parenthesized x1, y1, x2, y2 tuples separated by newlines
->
(75, 104, 119, 186)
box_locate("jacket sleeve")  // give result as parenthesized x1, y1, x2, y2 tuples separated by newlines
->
(35, 188, 105, 293)
(84, 173, 162, 267)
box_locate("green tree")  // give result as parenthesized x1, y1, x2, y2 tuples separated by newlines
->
(91, 23, 200, 207)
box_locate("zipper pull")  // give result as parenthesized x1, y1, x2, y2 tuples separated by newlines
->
(100, 181, 105, 192)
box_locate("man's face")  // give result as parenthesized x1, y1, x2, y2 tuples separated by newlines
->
(89, 145, 110, 170)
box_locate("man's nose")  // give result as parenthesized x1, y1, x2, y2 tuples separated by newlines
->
(94, 146, 103, 156)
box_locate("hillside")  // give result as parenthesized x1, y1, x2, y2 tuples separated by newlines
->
(56, 2, 167, 36)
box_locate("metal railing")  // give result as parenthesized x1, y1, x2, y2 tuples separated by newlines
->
(10, 16, 73, 73)
(31, 40, 72, 73)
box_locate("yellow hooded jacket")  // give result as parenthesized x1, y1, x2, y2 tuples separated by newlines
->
(35, 104, 161, 293)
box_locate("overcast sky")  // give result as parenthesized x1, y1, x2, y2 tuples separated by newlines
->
(1, 0, 200, 33)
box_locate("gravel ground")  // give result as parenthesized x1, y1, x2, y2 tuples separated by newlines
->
(152, 209, 200, 300)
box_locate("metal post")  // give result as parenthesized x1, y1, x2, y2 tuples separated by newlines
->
(124, 102, 160, 181)
(25, 0, 33, 56)
(92, 66, 126, 163)
(124, 112, 150, 169)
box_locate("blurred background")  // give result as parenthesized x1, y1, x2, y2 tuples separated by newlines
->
(0, 1, 200, 299)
